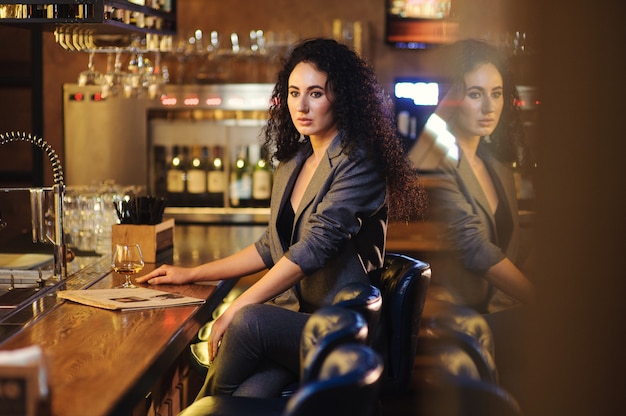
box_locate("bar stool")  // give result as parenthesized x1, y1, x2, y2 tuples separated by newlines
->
(370, 252, 432, 394)
(331, 282, 382, 345)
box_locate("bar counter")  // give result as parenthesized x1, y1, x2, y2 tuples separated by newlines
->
(0, 224, 267, 416)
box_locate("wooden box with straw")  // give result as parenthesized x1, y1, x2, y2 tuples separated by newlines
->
(111, 196, 173, 263)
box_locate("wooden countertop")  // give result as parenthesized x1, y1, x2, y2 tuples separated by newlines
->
(0, 223, 267, 416)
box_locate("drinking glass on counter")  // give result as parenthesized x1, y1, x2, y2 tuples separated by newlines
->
(63, 183, 136, 254)
(111, 243, 144, 289)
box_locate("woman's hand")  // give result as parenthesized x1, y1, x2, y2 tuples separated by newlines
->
(135, 264, 196, 285)
(207, 308, 235, 363)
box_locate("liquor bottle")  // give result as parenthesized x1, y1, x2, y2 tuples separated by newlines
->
(229, 145, 252, 207)
(252, 145, 272, 207)
(166, 145, 186, 205)
(207, 145, 226, 207)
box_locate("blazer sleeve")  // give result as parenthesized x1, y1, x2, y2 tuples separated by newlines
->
(286, 150, 387, 276)
(255, 225, 274, 269)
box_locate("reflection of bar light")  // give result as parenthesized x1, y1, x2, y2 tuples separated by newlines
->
(227, 97, 245, 106)
(205, 97, 222, 106)
(184, 97, 200, 106)
(395, 82, 439, 106)
(161, 96, 177, 106)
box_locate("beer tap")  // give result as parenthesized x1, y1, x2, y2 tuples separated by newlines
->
(0, 131, 67, 279)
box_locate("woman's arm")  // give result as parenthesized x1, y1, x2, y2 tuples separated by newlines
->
(484, 257, 535, 304)
(135, 244, 267, 285)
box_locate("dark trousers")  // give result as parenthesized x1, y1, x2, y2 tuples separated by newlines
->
(197, 303, 310, 398)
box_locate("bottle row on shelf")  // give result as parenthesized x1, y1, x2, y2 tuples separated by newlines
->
(0, 3, 95, 19)
(104, 3, 174, 32)
(0, 1, 175, 34)
(154, 143, 273, 209)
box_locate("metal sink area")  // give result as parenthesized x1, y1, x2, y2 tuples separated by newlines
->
(0, 254, 110, 344)
(0, 269, 55, 313)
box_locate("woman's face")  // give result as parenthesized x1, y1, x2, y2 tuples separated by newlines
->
(287, 62, 337, 141)
(449, 62, 504, 140)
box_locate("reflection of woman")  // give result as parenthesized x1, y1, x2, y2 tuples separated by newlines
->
(410, 39, 534, 313)
(139, 38, 424, 397)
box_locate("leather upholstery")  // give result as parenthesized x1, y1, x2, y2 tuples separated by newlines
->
(413, 369, 522, 416)
(280, 285, 379, 398)
(331, 282, 382, 345)
(283, 344, 383, 416)
(370, 252, 432, 394)
(421, 294, 496, 358)
(298, 306, 368, 383)
(417, 327, 499, 384)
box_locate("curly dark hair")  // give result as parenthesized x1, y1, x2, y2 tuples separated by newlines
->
(438, 39, 530, 170)
(262, 38, 426, 221)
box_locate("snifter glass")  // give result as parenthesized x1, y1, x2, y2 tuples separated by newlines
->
(111, 244, 144, 289)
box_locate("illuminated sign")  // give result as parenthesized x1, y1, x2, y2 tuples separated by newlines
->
(395, 82, 439, 106)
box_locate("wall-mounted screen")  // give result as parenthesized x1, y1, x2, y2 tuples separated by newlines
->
(386, 0, 459, 49)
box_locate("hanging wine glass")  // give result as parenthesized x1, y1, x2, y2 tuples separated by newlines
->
(102, 49, 126, 98)
(147, 50, 166, 99)
(78, 50, 104, 86)
(123, 48, 144, 98)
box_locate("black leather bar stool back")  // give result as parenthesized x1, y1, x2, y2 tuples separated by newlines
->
(370, 252, 432, 394)
(331, 282, 382, 345)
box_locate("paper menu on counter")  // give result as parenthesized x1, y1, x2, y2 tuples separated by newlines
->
(57, 287, 205, 311)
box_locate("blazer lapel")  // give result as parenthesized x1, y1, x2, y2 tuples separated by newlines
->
(293, 134, 344, 222)
(458, 148, 497, 231)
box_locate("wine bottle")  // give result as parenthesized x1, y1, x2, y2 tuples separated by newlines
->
(207, 145, 226, 207)
(166, 145, 186, 205)
(252, 145, 272, 207)
(186, 145, 208, 206)
(229, 145, 252, 207)
(187, 145, 207, 193)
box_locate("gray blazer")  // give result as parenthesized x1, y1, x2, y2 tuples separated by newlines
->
(427, 140, 521, 311)
(255, 134, 388, 313)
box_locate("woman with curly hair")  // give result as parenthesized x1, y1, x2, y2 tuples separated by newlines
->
(409, 38, 535, 313)
(138, 38, 425, 398)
